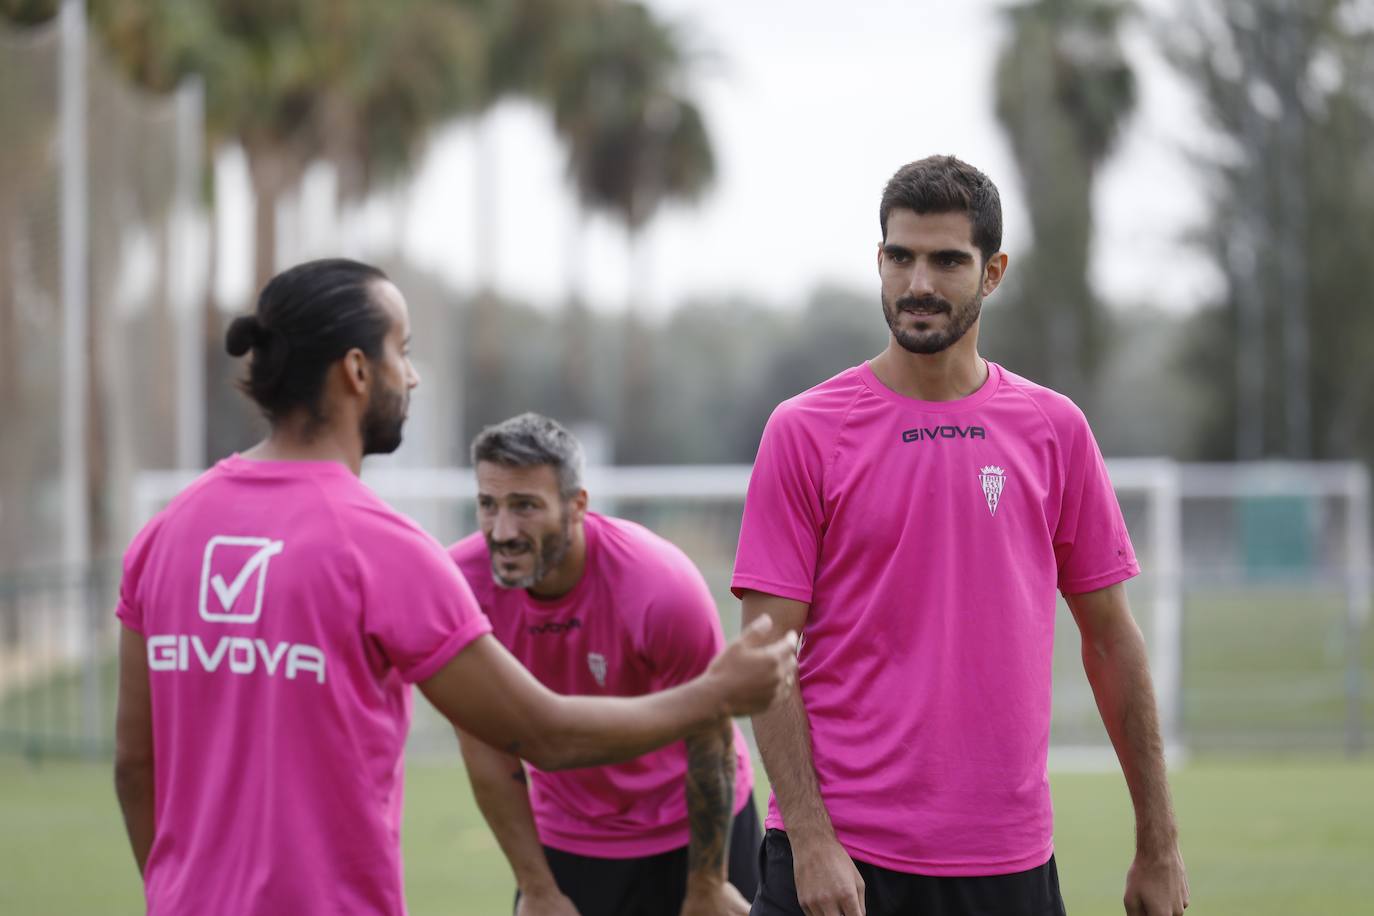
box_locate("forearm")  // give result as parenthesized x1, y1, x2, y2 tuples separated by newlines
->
(529, 677, 727, 771)
(752, 683, 834, 845)
(684, 719, 736, 888)
(458, 731, 559, 895)
(1080, 612, 1178, 852)
(114, 761, 155, 875)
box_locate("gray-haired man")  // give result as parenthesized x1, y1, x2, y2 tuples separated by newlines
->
(448, 413, 762, 916)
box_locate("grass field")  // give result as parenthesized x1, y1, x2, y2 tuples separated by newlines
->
(1, 754, 1371, 915)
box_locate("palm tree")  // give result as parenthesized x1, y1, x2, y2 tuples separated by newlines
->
(992, 0, 1136, 405)
(548, 1, 715, 459)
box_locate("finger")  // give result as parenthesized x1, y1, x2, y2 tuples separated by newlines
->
(741, 612, 774, 645)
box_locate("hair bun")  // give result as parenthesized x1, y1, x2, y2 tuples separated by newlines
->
(225, 315, 261, 357)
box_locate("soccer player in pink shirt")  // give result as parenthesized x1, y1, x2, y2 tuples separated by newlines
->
(734, 158, 1189, 916)
(449, 413, 759, 916)
(112, 259, 798, 916)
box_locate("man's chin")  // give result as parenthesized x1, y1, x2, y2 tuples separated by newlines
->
(491, 567, 538, 590)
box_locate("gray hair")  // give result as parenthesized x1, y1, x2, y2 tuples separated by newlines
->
(470, 412, 585, 498)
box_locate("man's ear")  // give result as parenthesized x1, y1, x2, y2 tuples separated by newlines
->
(568, 488, 589, 525)
(342, 348, 370, 396)
(982, 251, 1009, 297)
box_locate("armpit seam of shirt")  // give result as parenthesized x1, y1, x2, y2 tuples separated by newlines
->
(824, 376, 869, 494)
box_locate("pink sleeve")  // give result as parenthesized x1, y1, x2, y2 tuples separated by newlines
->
(640, 557, 727, 689)
(358, 525, 493, 683)
(731, 404, 827, 603)
(115, 517, 161, 633)
(1053, 408, 1140, 594)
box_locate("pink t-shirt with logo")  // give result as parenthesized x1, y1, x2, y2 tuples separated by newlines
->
(449, 512, 754, 858)
(732, 361, 1138, 876)
(116, 455, 492, 915)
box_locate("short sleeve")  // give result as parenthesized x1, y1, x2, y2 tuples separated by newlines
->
(1053, 408, 1140, 594)
(115, 517, 162, 633)
(357, 521, 493, 683)
(731, 403, 828, 603)
(640, 557, 727, 689)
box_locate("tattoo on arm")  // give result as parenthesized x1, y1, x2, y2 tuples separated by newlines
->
(685, 722, 735, 878)
(510, 767, 528, 785)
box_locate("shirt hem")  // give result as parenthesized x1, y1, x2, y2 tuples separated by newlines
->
(769, 822, 1055, 877)
(400, 616, 493, 683)
(729, 576, 813, 603)
(1059, 561, 1141, 596)
(114, 602, 144, 633)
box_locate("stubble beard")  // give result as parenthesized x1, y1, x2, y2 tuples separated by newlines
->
(883, 289, 983, 355)
(488, 511, 573, 590)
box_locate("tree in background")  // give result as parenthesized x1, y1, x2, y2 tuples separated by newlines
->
(1166, 0, 1374, 462)
(989, 0, 1136, 411)
(548, 0, 715, 461)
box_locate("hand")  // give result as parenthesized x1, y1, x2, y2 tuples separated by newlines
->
(516, 886, 580, 916)
(792, 833, 865, 916)
(707, 613, 799, 717)
(680, 876, 751, 916)
(1123, 846, 1188, 916)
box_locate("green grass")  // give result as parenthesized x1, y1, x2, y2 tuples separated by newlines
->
(2, 754, 1371, 915)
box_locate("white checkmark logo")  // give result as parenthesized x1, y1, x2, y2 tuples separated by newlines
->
(210, 540, 284, 610)
(199, 536, 286, 624)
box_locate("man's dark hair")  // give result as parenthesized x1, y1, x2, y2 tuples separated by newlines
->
(225, 258, 391, 425)
(879, 155, 1003, 264)
(471, 413, 585, 499)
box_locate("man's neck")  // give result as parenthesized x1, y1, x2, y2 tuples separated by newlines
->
(870, 336, 987, 402)
(243, 417, 364, 477)
(528, 522, 588, 600)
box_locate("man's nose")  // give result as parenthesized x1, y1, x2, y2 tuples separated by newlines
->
(908, 261, 936, 297)
(490, 509, 520, 543)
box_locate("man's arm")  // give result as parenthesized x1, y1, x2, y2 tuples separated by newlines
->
(679, 719, 749, 915)
(1066, 582, 1188, 916)
(743, 591, 865, 916)
(456, 729, 577, 916)
(419, 614, 796, 772)
(113, 625, 155, 875)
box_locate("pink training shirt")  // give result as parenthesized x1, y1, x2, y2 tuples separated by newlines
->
(732, 361, 1138, 876)
(116, 455, 492, 915)
(449, 512, 754, 858)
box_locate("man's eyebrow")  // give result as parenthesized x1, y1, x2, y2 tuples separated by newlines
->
(882, 243, 913, 256)
(934, 249, 975, 262)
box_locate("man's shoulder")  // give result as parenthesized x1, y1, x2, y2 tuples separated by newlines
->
(765, 364, 868, 438)
(446, 532, 493, 589)
(993, 364, 1091, 430)
(590, 514, 710, 602)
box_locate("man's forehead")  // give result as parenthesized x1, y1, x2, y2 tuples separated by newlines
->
(475, 461, 560, 493)
(886, 209, 977, 250)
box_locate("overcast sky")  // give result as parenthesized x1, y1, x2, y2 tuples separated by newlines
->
(218, 0, 1224, 317)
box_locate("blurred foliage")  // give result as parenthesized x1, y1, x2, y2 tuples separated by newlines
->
(988, 0, 1137, 415)
(1166, 0, 1374, 461)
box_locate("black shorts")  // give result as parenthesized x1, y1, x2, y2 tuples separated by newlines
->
(517, 796, 763, 916)
(751, 829, 1066, 916)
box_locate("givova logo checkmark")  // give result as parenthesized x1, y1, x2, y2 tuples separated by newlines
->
(198, 536, 286, 624)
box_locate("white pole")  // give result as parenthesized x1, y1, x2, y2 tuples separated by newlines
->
(59, 0, 89, 576)
(174, 76, 206, 472)
(1345, 463, 1370, 755)
(1150, 461, 1185, 764)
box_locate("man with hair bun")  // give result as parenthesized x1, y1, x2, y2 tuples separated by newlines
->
(736, 157, 1188, 916)
(112, 259, 799, 915)
(449, 413, 762, 916)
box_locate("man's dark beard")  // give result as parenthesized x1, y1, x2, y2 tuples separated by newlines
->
(487, 510, 573, 590)
(361, 383, 407, 455)
(883, 290, 982, 355)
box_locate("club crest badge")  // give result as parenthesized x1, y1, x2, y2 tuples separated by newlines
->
(588, 652, 608, 687)
(979, 466, 1006, 516)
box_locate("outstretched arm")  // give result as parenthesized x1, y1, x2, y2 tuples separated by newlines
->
(1066, 582, 1188, 916)
(419, 614, 796, 772)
